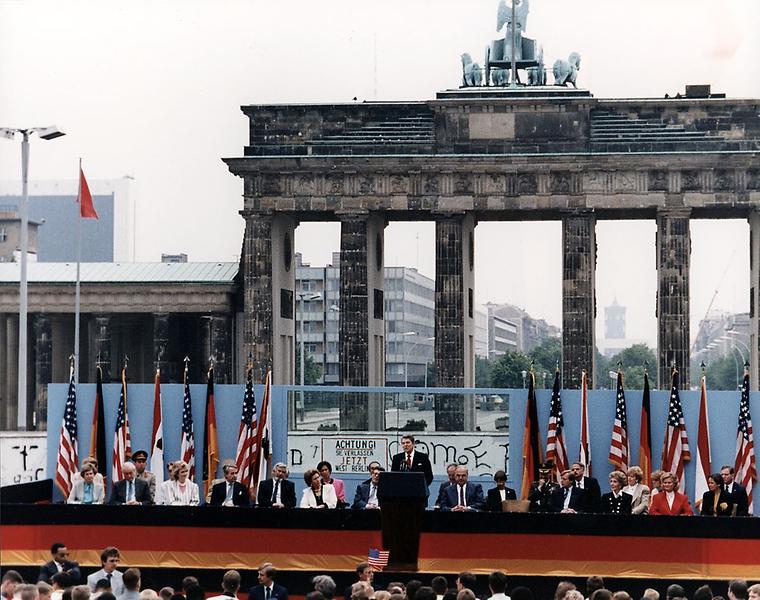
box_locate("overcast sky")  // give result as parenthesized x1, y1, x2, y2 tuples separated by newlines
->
(2, 0, 759, 347)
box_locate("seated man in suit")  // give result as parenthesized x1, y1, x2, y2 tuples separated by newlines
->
(440, 466, 485, 512)
(486, 469, 517, 512)
(86, 547, 124, 597)
(352, 466, 383, 510)
(571, 462, 601, 513)
(601, 470, 633, 515)
(38, 542, 81, 584)
(210, 463, 250, 507)
(720, 465, 750, 516)
(390, 434, 433, 492)
(256, 463, 296, 508)
(550, 470, 585, 513)
(108, 462, 152, 505)
(434, 463, 458, 510)
(248, 566, 288, 600)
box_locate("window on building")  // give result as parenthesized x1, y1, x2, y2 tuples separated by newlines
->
(0, 228, 6, 242)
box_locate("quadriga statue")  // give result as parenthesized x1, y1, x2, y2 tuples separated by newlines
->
(461, 53, 483, 87)
(552, 52, 581, 87)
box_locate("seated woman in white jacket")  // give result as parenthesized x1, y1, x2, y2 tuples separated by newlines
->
(68, 465, 105, 504)
(623, 465, 651, 515)
(157, 460, 200, 506)
(300, 468, 337, 508)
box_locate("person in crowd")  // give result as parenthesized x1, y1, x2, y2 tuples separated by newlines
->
(71, 457, 105, 496)
(306, 593, 325, 600)
(118, 569, 140, 600)
(37, 582, 52, 600)
(206, 570, 241, 600)
(728, 579, 748, 600)
(650, 470, 664, 497)
(349, 583, 372, 600)
(131, 451, 156, 504)
(585, 577, 604, 600)
(390, 435, 433, 491)
(87, 548, 123, 597)
(589, 592, 611, 600)
(72, 586, 90, 600)
(180, 579, 198, 597)
(38, 542, 82, 584)
(167, 593, 184, 600)
(405, 581, 422, 600)
(317, 461, 346, 506)
(693, 586, 713, 600)
(68, 466, 105, 505)
(434, 464, 458, 510)
(486, 572, 509, 600)
(486, 470, 517, 512)
(109, 463, 152, 505)
(649, 472, 693, 515)
(747, 584, 760, 600)
(209, 464, 250, 507)
(374, 592, 390, 600)
(92, 580, 111, 600)
(571, 462, 601, 512)
(431, 578, 448, 600)
(550, 470, 585, 513)
(528, 461, 559, 512)
(157, 461, 199, 506)
(50, 574, 71, 600)
(601, 471, 632, 515)
(665, 585, 686, 600)
(139, 591, 159, 600)
(509, 588, 533, 600)
(344, 563, 373, 600)
(352, 466, 383, 510)
(554, 582, 576, 600)
(311, 576, 335, 600)
(386, 584, 403, 596)
(257, 463, 296, 508)
(641, 589, 659, 600)
(416, 588, 436, 600)
(440, 466, 485, 511)
(623, 467, 650, 515)
(158, 589, 173, 600)
(3, 572, 24, 600)
(565, 592, 584, 600)
(16, 584, 40, 600)
(248, 567, 287, 600)
(184, 587, 204, 600)
(457, 592, 476, 600)
(455, 574, 476, 594)
(610, 593, 630, 600)
(720, 465, 750, 516)
(300, 468, 337, 508)
(700, 472, 733, 516)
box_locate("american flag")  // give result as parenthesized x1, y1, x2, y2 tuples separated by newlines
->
(608, 370, 629, 471)
(661, 367, 690, 483)
(55, 364, 79, 497)
(111, 366, 132, 483)
(734, 368, 756, 512)
(367, 548, 390, 571)
(545, 369, 568, 479)
(180, 361, 196, 480)
(151, 368, 165, 486)
(235, 364, 258, 492)
(579, 369, 592, 476)
(255, 369, 273, 488)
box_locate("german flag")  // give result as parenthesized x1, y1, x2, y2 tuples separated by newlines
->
(521, 370, 542, 499)
(639, 370, 652, 487)
(89, 365, 107, 471)
(202, 365, 219, 497)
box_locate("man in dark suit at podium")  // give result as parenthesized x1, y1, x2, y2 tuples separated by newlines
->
(391, 435, 433, 492)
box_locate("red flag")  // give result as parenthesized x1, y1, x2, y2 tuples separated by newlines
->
(735, 368, 756, 512)
(520, 371, 541, 499)
(639, 371, 653, 488)
(694, 374, 711, 502)
(579, 370, 592, 476)
(78, 167, 98, 219)
(151, 369, 165, 486)
(661, 367, 691, 483)
(255, 370, 273, 490)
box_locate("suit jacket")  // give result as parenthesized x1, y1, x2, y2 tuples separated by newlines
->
(209, 480, 250, 507)
(390, 450, 434, 489)
(486, 485, 517, 512)
(108, 478, 153, 505)
(300, 483, 338, 508)
(87, 569, 124, 596)
(550, 485, 585, 513)
(649, 491, 693, 515)
(67, 479, 105, 504)
(528, 480, 559, 512)
(137, 471, 157, 503)
(578, 476, 602, 513)
(700, 490, 734, 516)
(440, 483, 486, 511)
(435, 480, 454, 508)
(601, 491, 633, 515)
(352, 481, 380, 509)
(38, 560, 81, 584)
(257, 478, 296, 508)
(248, 583, 288, 600)
(726, 481, 750, 516)
(623, 483, 651, 515)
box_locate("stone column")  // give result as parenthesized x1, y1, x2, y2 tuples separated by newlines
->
(338, 212, 386, 430)
(5, 315, 19, 429)
(750, 211, 760, 390)
(0, 314, 7, 430)
(434, 213, 476, 431)
(34, 315, 52, 430)
(656, 208, 691, 389)
(94, 315, 113, 382)
(562, 211, 596, 389)
(242, 211, 296, 385)
(203, 315, 232, 383)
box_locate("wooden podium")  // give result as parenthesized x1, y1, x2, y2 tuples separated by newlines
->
(377, 472, 427, 571)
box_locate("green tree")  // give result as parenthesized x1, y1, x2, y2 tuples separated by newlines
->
(608, 344, 657, 389)
(529, 337, 562, 374)
(594, 348, 610, 389)
(475, 356, 492, 387)
(705, 355, 742, 391)
(295, 345, 322, 385)
(490, 351, 533, 388)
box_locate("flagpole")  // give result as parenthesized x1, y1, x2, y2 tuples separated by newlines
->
(74, 158, 82, 385)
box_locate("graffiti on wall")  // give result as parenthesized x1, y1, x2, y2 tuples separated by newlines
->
(0, 432, 47, 486)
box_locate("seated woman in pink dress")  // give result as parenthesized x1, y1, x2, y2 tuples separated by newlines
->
(317, 461, 345, 506)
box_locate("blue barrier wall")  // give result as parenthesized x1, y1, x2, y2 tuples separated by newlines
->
(46, 384, 758, 515)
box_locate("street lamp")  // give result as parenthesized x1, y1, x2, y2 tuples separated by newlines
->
(521, 370, 527, 389)
(1, 125, 66, 430)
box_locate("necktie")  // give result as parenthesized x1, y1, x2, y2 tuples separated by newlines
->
(106, 573, 112, 584)
(127, 481, 134, 502)
(459, 485, 465, 506)
(405, 454, 412, 470)
(272, 479, 280, 502)
(226, 483, 234, 502)
(563, 488, 569, 500)
(265, 588, 271, 600)
(369, 484, 377, 504)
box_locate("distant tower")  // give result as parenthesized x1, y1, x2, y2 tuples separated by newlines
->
(605, 299, 626, 340)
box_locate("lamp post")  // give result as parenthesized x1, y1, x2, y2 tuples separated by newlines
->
(1, 125, 65, 430)
(521, 369, 527, 389)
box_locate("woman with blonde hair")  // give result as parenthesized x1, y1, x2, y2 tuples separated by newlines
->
(623, 466, 651, 514)
(157, 460, 199, 505)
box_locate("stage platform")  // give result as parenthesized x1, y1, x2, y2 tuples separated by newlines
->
(2, 505, 759, 582)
